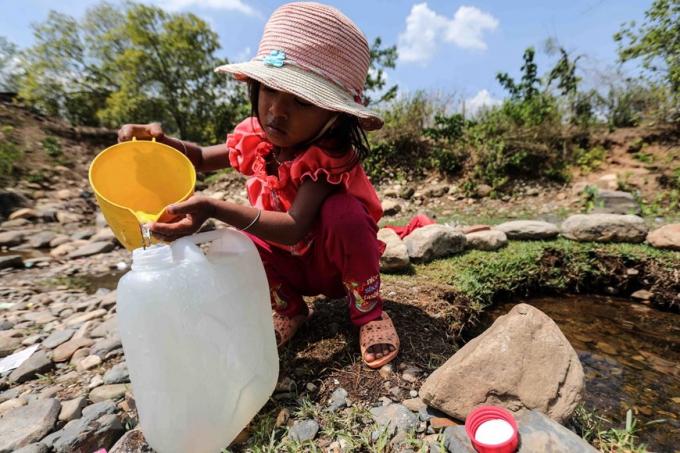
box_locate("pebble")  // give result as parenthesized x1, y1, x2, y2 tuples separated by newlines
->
(288, 419, 319, 442)
(58, 396, 87, 422)
(275, 408, 290, 427)
(89, 384, 130, 402)
(77, 354, 102, 371)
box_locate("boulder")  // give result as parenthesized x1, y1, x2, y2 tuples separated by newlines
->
(378, 228, 410, 272)
(403, 224, 466, 263)
(420, 304, 584, 423)
(495, 220, 559, 240)
(646, 224, 680, 251)
(465, 230, 507, 251)
(561, 214, 647, 243)
(0, 399, 61, 453)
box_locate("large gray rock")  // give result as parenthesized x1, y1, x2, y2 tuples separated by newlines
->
(403, 224, 466, 263)
(288, 419, 319, 442)
(561, 214, 648, 243)
(9, 350, 54, 383)
(465, 230, 508, 251)
(592, 190, 640, 215)
(441, 410, 597, 453)
(0, 398, 61, 453)
(13, 443, 49, 453)
(378, 228, 410, 272)
(646, 224, 680, 251)
(495, 220, 559, 240)
(41, 400, 123, 453)
(420, 304, 584, 423)
(103, 363, 130, 385)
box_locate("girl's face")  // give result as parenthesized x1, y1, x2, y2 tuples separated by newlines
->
(258, 84, 335, 149)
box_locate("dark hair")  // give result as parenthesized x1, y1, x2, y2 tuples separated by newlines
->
(248, 80, 370, 172)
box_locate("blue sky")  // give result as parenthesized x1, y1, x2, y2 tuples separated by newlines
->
(0, 0, 649, 111)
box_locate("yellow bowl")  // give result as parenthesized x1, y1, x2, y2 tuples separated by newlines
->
(89, 138, 196, 250)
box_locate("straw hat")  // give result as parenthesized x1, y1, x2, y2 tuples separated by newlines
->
(215, 2, 383, 130)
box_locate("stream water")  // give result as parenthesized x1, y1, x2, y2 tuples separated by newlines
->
(483, 295, 680, 452)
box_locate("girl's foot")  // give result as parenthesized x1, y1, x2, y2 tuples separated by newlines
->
(272, 310, 310, 347)
(360, 312, 400, 369)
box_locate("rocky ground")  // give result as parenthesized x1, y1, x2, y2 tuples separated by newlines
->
(1, 101, 679, 451)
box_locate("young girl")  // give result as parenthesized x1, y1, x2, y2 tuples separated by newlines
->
(117, 2, 399, 369)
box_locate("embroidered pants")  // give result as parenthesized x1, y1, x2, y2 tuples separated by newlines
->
(246, 192, 383, 326)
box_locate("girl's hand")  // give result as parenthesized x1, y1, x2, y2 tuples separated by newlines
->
(118, 123, 164, 142)
(150, 196, 215, 242)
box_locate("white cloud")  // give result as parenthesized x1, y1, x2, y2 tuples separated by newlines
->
(464, 89, 501, 115)
(398, 3, 498, 64)
(158, 0, 260, 17)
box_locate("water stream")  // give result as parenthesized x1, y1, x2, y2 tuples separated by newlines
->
(482, 295, 680, 452)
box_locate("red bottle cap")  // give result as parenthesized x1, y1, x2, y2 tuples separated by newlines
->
(465, 406, 519, 453)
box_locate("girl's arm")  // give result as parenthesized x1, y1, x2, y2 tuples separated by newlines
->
(117, 123, 228, 173)
(150, 179, 337, 244)
(158, 136, 228, 173)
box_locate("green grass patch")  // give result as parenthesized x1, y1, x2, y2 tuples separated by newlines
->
(415, 239, 678, 311)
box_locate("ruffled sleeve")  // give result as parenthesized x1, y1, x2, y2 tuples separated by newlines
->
(226, 118, 271, 176)
(289, 146, 355, 189)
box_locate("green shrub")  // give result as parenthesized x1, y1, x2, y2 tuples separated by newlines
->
(0, 126, 22, 180)
(574, 146, 606, 173)
(42, 136, 63, 160)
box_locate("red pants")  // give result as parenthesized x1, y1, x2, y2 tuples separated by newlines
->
(246, 193, 383, 326)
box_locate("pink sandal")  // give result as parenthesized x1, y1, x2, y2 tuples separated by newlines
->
(360, 312, 400, 369)
(272, 310, 312, 348)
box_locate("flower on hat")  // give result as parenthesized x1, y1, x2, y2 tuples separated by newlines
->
(263, 50, 286, 68)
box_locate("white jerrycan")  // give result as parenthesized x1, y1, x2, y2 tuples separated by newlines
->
(116, 228, 278, 453)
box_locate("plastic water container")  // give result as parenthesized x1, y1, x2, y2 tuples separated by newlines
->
(116, 229, 278, 453)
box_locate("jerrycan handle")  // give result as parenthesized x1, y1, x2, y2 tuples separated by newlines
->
(172, 228, 251, 263)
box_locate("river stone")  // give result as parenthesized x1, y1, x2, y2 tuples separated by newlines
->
(494, 220, 559, 240)
(0, 231, 25, 247)
(288, 419, 319, 442)
(403, 224, 466, 263)
(0, 255, 23, 270)
(381, 199, 401, 216)
(91, 317, 117, 338)
(420, 303, 584, 423)
(465, 230, 508, 251)
(0, 398, 27, 415)
(592, 190, 640, 215)
(0, 398, 61, 453)
(89, 384, 130, 403)
(65, 309, 107, 327)
(49, 235, 71, 248)
(91, 336, 122, 358)
(53, 337, 94, 362)
(103, 363, 129, 385)
(89, 228, 115, 243)
(9, 208, 38, 221)
(41, 400, 123, 453)
(328, 387, 348, 412)
(515, 409, 598, 452)
(13, 443, 49, 453)
(370, 403, 419, 435)
(0, 331, 22, 357)
(378, 228, 410, 272)
(0, 190, 30, 219)
(58, 396, 87, 422)
(42, 329, 75, 349)
(561, 214, 648, 243)
(22, 311, 55, 325)
(109, 429, 153, 452)
(28, 231, 58, 249)
(1, 218, 29, 228)
(67, 241, 115, 259)
(646, 224, 680, 251)
(9, 350, 54, 384)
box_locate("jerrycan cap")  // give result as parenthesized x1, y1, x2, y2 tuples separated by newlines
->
(131, 244, 174, 271)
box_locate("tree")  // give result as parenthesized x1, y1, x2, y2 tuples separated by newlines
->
(496, 47, 540, 101)
(614, 0, 680, 95)
(0, 37, 20, 92)
(363, 37, 398, 105)
(17, 1, 243, 142)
